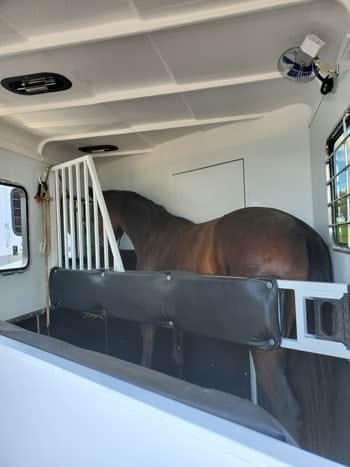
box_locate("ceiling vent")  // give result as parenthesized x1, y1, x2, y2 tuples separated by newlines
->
(1, 72, 72, 96)
(78, 145, 119, 154)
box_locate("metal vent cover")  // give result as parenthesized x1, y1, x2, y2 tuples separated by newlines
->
(1, 72, 72, 95)
(78, 145, 119, 154)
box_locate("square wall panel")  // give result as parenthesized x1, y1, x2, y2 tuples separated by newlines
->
(150, 1, 348, 83)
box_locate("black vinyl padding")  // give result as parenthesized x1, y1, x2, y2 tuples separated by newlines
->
(0, 320, 295, 445)
(49, 268, 281, 349)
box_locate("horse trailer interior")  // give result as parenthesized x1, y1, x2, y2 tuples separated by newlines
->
(2, 1, 350, 466)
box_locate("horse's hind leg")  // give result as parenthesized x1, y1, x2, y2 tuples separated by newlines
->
(252, 348, 301, 443)
(172, 330, 184, 378)
(141, 323, 156, 368)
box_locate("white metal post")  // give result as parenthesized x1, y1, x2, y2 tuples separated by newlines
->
(68, 166, 76, 270)
(83, 160, 92, 270)
(61, 168, 69, 269)
(86, 156, 124, 272)
(54, 170, 62, 268)
(103, 225, 109, 269)
(75, 163, 84, 270)
(93, 190, 100, 269)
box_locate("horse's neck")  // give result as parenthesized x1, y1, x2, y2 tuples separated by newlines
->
(115, 193, 190, 259)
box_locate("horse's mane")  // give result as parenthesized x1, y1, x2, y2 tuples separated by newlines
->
(113, 190, 169, 214)
(124, 191, 166, 210)
(103, 190, 192, 225)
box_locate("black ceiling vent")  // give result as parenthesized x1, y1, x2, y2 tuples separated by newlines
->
(1, 72, 72, 96)
(78, 145, 119, 154)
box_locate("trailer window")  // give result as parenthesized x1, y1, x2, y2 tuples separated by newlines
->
(0, 182, 29, 272)
(326, 111, 350, 249)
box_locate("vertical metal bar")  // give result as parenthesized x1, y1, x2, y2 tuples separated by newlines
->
(294, 291, 307, 344)
(86, 157, 124, 272)
(61, 168, 69, 269)
(103, 225, 109, 269)
(93, 190, 100, 269)
(54, 170, 62, 268)
(344, 138, 350, 248)
(75, 163, 84, 270)
(84, 161, 92, 270)
(68, 166, 76, 270)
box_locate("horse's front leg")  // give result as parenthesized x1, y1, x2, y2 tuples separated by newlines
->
(141, 323, 156, 368)
(252, 348, 301, 443)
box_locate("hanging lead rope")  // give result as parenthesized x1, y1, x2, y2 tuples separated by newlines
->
(34, 169, 51, 330)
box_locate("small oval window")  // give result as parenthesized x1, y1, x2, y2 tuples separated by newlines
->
(0, 182, 29, 272)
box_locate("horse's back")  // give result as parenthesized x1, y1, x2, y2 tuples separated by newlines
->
(214, 207, 323, 280)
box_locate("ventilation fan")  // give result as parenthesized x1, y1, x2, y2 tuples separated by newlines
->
(278, 34, 338, 95)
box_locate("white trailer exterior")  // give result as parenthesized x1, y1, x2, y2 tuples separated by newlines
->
(0, 1, 349, 466)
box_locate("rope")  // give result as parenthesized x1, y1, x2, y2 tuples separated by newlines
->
(42, 197, 51, 329)
(35, 169, 51, 330)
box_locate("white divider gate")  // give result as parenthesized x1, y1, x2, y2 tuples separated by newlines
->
(50, 155, 124, 272)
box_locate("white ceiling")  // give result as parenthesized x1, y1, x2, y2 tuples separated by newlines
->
(0, 0, 348, 163)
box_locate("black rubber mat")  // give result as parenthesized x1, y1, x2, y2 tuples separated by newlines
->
(15, 309, 251, 399)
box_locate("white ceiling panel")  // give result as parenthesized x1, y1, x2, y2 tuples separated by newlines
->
(133, 0, 241, 18)
(0, 0, 347, 160)
(139, 126, 204, 145)
(139, 123, 233, 145)
(0, 17, 25, 45)
(0, 35, 173, 106)
(185, 78, 320, 118)
(150, 0, 348, 83)
(14, 94, 193, 133)
(66, 133, 153, 153)
(0, 0, 135, 39)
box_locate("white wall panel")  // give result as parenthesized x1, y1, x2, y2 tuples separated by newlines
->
(0, 149, 46, 319)
(310, 64, 350, 282)
(173, 159, 245, 222)
(97, 104, 313, 227)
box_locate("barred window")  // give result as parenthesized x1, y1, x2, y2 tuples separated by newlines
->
(326, 111, 350, 249)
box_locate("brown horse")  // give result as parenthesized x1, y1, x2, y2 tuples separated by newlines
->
(103, 189, 334, 454)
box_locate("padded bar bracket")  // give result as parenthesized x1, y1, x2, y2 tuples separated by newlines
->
(312, 292, 350, 349)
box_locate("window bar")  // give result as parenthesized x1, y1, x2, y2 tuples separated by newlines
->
(345, 131, 350, 248)
(326, 161, 350, 184)
(83, 161, 92, 270)
(93, 191, 100, 269)
(54, 170, 62, 268)
(61, 168, 69, 269)
(68, 166, 76, 270)
(328, 192, 350, 206)
(75, 163, 84, 270)
(326, 131, 350, 160)
(328, 222, 350, 227)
